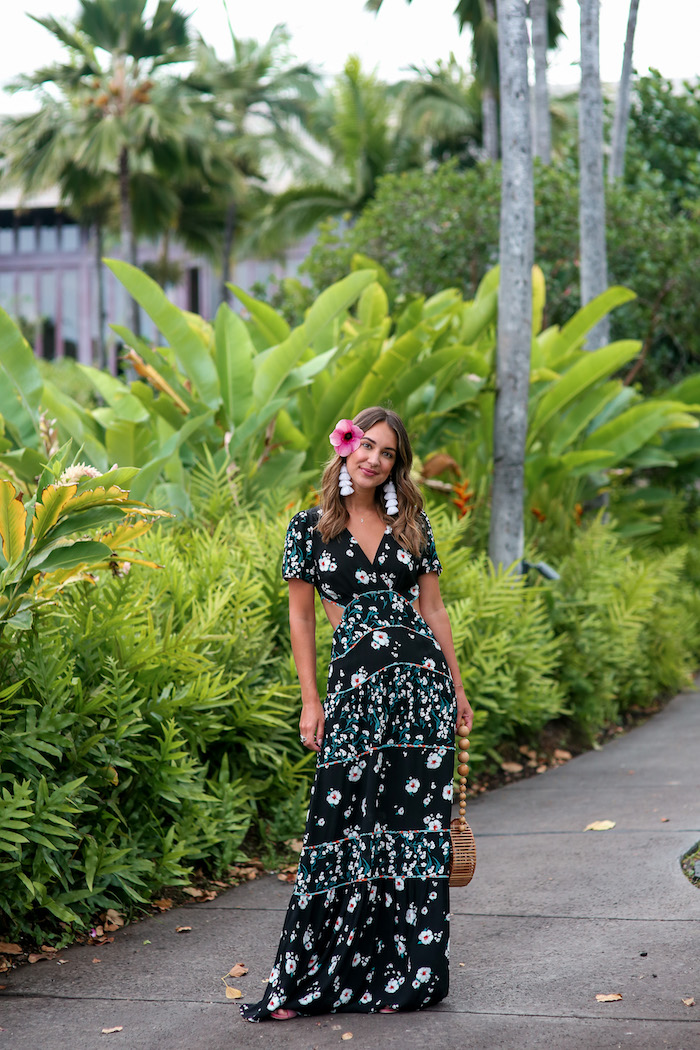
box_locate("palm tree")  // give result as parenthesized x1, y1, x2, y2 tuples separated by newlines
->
(250, 56, 413, 251)
(400, 57, 482, 168)
(6, 0, 202, 335)
(489, 0, 534, 570)
(608, 0, 641, 183)
(186, 26, 318, 303)
(530, 0, 551, 163)
(368, 0, 563, 163)
(579, 0, 609, 349)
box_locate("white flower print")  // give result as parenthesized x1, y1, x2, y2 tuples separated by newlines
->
(442, 782, 454, 802)
(416, 965, 432, 983)
(328, 955, 340, 974)
(267, 993, 281, 1011)
(352, 952, 362, 966)
(360, 991, 373, 1004)
(355, 569, 370, 584)
(396, 549, 412, 565)
(319, 552, 337, 572)
(334, 916, 343, 931)
(303, 927, 314, 950)
(350, 672, 366, 688)
(269, 964, 280, 983)
(395, 935, 407, 957)
(327, 789, 342, 806)
(423, 658, 436, 671)
(406, 905, 417, 926)
(424, 816, 442, 831)
(405, 777, 420, 794)
(347, 893, 360, 913)
(371, 629, 390, 649)
(418, 929, 434, 945)
(299, 992, 315, 1005)
(410, 583, 420, 598)
(285, 952, 298, 974)
(385, 978, 401, 993)
(339, 988, 353, 1004)
(308, 954, 320, 975)
(347, 929, 355, 944)
(348, 765, 362, 782)
(394, 877, 405, 889)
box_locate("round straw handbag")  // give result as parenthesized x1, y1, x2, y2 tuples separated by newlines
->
(449, 722, 477, 888)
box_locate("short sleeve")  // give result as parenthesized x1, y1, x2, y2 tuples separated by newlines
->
(418, 511, 442, 576)
(282, 510, 317, 585)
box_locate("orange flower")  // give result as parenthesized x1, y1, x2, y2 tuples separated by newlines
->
(530, 506, 547, 523)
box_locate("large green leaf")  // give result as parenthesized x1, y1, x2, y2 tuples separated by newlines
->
(0, 480, 27, 563)
(40, 381, 109, 472)
(528, 341, 641, 446)
(0, 308, 43, 448)
(549, 381, 623, 455)
(252, 271, 375, 406)
(460, 290, 498, 345)
(546, 287, 637, 366)
(214, 304, 256, 428)
(353, 325, 432, 410)
(27, 539, 113, 575)
(128, 410, 214, 502)
(229, 285, 291, 345)
(107, 260, 221, 410)
(580, 402, 697, 464)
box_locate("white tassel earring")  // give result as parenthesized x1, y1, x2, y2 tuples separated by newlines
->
(384, 478, 399, 515)
(339, 461, 354, 496)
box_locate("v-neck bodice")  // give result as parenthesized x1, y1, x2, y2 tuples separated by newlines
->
(282, 508, 442, 608)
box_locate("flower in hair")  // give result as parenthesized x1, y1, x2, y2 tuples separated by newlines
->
(329, 419, 364, 457)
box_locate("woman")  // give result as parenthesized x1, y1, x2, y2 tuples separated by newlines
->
(240, 406, 473, 1022)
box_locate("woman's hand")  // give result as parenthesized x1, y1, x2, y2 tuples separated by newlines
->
(454, 685, 473, 734)
(300, 698, 325, 753)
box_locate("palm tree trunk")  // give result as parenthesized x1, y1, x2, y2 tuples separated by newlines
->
(94, 222, 107, 371)
(578, 0, 609, 349)
(531, 0, 551, 163)
(482, 0, 499, 160)
(118, 145, 140, 336)
(489, 0, 534, 572)
(220, 199, 237, 306)
(608, 0, 640, 183)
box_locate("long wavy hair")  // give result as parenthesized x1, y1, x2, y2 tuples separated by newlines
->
(317, 407, 426, 556)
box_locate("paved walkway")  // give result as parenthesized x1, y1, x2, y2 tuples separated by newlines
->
(2, 685, 699, 1050)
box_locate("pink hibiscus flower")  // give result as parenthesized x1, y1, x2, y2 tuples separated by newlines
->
(329, 419, 364, 456)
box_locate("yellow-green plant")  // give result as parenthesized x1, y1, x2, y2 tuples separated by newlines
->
(0, 464, 169, 634)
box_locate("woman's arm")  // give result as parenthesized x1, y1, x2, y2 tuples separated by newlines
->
(418, 572, 473, 733)
(288, 578, 325, 752)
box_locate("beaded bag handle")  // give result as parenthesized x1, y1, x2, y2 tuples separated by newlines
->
(449, 720, 477, 887)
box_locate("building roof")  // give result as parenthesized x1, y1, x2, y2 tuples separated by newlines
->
(0, 186, 61, 210)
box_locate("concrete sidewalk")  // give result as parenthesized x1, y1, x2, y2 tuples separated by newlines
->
(1, 685, 699, 1050)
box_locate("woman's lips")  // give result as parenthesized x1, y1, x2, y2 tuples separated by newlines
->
(360, 468, 377, 477)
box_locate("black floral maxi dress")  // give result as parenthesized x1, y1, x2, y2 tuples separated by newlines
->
(240, 508, 457, 1021)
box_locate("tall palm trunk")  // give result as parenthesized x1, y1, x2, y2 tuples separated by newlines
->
(118, 145, 140, 336)
(578, 0, 609, 349)
(220, 199, 237, 306)
(482, 0, 499, 160)
(608, 0, 640, 183)
(94, 222, 107, 371)
(531, 0, 551, 163)
(489, 0, 534, 571)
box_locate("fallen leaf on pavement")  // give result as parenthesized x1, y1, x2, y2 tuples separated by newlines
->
(682, 997, 695, 1006)
(228, 963, 248, 977)
(104, 909, 124, 929)
(28, 954, 49, 964)
(225, 986, 242, 1000)
(152, 898, 173, 911)
(183, 887, 204, 898)
(596, 993, 623, 1002)
(40, 945, 58, 954)
(536, 764, 548, 773)
(175, 926, 192, 933)
(660, 817, 669, 822)
(341, 1034, 353, 1041)
(554, 749, 572, 761)
(0, 943, 21, 955)
(92, 958, 101, 964)
(585, 820, 616, 831)
(101, 1026, 123, 1034)
(501, 761, 523, 774)
(0, 961, 8, 973)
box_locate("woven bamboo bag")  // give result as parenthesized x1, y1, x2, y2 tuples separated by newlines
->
(449, 722, 477, 888)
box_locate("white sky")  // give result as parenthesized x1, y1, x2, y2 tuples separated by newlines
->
(2, 0, 698, 114)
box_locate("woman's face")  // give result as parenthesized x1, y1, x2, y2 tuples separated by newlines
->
(345, 421, 397, 493)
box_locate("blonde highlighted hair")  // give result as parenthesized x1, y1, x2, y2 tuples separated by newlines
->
(318, 407, 426, 557)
